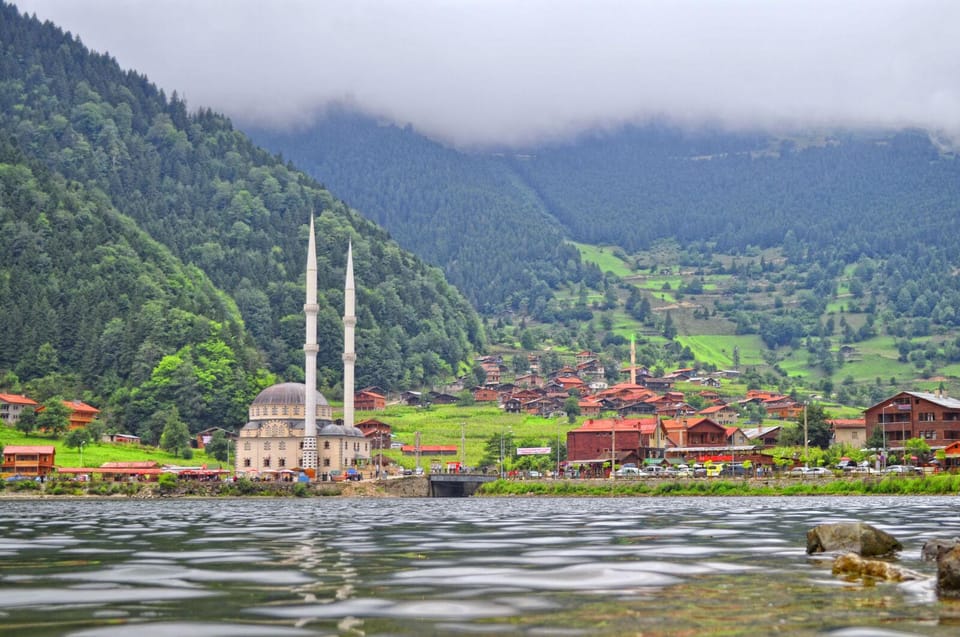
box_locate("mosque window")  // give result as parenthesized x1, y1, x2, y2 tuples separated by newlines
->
(263, 458, 271, 467)
(243, 458, 251, 467)
(293, 405, 300, 415)
(282, 405, 289, 415)
(299, 441, 304, 449)
(264, 442, 271, 451)
(279, 441, 286, 451)
(323, 458, 330, 467)
(278, 458, 286, 467)
(244, 442, 251, 451)
(324, 441, 330, 450)
(272, 406, 278, 416)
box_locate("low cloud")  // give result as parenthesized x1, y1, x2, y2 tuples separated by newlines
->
(14, 0, 960, 147)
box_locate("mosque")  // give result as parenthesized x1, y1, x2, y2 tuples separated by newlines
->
(235, 218, 369, 480)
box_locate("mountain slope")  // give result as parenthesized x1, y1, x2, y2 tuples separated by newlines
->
(247, 111, 596, 314)
(0, 3, 483, 435)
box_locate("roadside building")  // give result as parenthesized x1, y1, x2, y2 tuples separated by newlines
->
(865, 391, 960, 451)
(1, 445, 55, 477)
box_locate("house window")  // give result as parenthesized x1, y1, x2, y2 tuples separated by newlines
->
(920, 412, 936, 422)
(922, 430, 937, 440)
(851, 432, 859, 439)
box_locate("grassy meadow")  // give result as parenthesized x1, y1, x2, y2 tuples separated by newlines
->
(0, 426, 222, 471)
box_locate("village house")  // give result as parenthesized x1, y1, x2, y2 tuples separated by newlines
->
(830, 419, 867, 447)
(1, 444, 55, 477)
(739, 425, 783, 448)
(356, 418, 392, 450)
(513, 372, 544, 388)
(473, 386, 499, 403)
(354, 389, 386, 411)
(0, 394, 39, 425)
(566, 417, 662, 473)
(698, 403, 739, 425)
(63, 399, 100, 430)
(194, 427, 236, 450)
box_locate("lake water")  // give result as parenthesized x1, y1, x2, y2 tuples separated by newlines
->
(1, 495, 960, 636)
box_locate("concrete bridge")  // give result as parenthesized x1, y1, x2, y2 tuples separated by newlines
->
(428, 473, 497, 497)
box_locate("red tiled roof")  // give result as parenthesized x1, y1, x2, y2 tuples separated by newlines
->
(63, 399, 99, 414)
(3, 445, 55, 453)
(830, 419, 865, 427)
(0, 394, 38, 406)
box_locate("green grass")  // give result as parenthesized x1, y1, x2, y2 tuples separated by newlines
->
(677, 334, 766, 368)
(361, 404, 574, 469)
(572, 243, 634, 278)
(0, 426, 222, 471)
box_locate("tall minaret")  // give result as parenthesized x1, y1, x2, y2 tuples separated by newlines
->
(630, 333, 637, 386)
(302, 217, 319, 472)
(342, 242, 356, 430)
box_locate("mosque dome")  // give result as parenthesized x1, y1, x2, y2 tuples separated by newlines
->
(319, 422, 365, 438)
(248, 382, 331, 421)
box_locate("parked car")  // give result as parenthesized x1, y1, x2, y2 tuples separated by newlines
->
(527, 470, 542, 479)
(790, 466, 831, 476)
(704, 464, 723, 477)
(720, 463, 747, 477)
(614, 467, 642, 477)
(884, 465, 923, 475)
(328, 469, 346, 482)
(345, 468, 361, 481)
(643, 466, 666, 477)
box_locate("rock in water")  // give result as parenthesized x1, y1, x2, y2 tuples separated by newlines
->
(806, 522, 902, 556)
(937, 545, 960, 598)
(922, 538, 960, 562)
(832, 552, 919, 582)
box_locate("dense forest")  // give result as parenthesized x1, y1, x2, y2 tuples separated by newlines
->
(248, 110, 599, 315)
(0, 3, 483, 439)
(251, 114, 960, 335)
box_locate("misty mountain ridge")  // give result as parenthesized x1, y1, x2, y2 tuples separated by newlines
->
(248, 109, 960, 299)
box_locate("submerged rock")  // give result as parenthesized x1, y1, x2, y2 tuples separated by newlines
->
(806, 522, 902, 557)
(937, 545, 960, 598)
(832, 552, 920, 582)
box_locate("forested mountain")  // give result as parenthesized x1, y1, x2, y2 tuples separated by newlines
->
(248, 110, 960, 335)
(247, 111, 597, 315)
(0, 3, 482, 439)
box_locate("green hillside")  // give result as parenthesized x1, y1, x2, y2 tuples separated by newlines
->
(0, 3, 482, 440)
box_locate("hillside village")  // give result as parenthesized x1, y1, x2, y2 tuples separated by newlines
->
(7, 346, 960, 480)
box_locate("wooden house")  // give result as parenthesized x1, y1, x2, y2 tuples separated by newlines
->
(355, 390, 386, 411)
(1, 445, 55, 477)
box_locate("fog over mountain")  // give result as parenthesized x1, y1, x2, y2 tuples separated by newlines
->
(13, 0, 960, 148)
